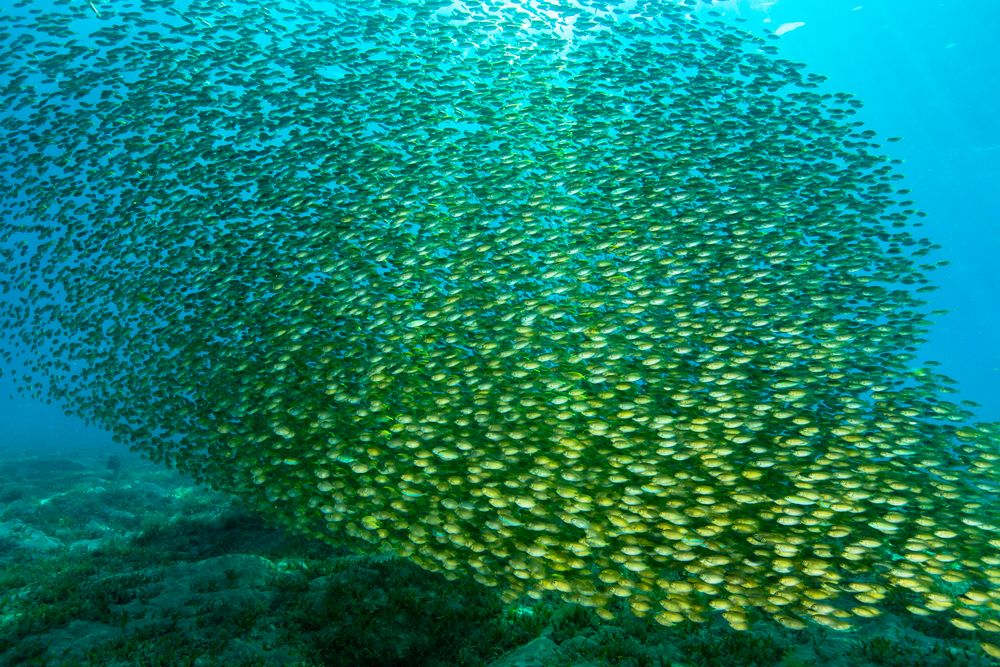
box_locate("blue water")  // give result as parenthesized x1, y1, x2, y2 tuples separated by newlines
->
(731, 0, 1000, 421)
(0, 0, 997, 460)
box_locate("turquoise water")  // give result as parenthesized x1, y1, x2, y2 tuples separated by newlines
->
(730, 0, 1000, 419)
(0, 1, 998, 665)
(1, 0, 997, 452)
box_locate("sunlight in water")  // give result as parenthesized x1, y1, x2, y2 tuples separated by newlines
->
(692, 0, 781, 15)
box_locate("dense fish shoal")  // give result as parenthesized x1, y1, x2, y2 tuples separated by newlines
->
(0, 0, 997, 650)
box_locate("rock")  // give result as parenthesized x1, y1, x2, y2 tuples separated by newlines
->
(489, 636, 560, 667)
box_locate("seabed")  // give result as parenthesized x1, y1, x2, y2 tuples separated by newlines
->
(0, 452, 995, 666)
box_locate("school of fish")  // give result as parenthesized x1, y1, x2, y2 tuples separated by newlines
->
(0, 0, 997, 651)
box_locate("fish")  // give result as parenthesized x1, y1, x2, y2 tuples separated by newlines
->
(774, 21, 805, 36)
(0, 0, 996, 646)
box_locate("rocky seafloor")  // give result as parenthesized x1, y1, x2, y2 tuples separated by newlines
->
(0, 450, 995, 667)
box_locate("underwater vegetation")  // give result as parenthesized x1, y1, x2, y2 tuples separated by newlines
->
(0, 0, 997, 660)
(0, 455, 994, 666)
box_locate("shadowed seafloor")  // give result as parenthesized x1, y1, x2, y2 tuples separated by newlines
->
(0, 452, 994, 667)
(2, 0, 1000, 661)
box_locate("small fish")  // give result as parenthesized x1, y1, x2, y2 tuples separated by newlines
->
(774, 21, 806, 36)
(0, 0, 994, 640)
